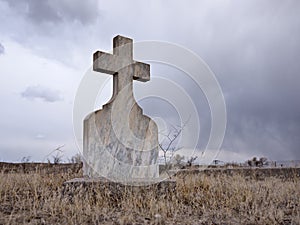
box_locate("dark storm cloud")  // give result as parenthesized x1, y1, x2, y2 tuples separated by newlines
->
(0, 43, 4, 54)
(21, 85, 63, 103)
(197, 1, 300, 160)
(132, 0, 300, 160)
(3, 0, 100, 24)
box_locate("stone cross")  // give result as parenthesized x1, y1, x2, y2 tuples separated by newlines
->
(83, 35, 159, 182)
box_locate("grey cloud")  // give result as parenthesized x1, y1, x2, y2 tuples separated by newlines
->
(21, 85, 63, 102)
(51, 0, 100, 24)
(198, 1, 300, 160)
(0, 43, 4, 54)
(0, 0, 102, 67)
(3, 0, 100, 24)
(26, 0, 61, 24)
(35, 134, 46, 139)
(133, 0, 300, 160)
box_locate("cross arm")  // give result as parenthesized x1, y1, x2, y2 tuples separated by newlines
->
(132, 61, 150, 82)
(93, 51, 118, 75)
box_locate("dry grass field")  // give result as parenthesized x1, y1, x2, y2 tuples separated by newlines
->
(0, 163, 299, 224)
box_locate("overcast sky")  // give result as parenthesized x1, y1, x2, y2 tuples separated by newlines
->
(0, 0, 299, 163)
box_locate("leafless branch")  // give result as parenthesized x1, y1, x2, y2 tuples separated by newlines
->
(43, 144, 65, 163)
(159, 116, 190, 177)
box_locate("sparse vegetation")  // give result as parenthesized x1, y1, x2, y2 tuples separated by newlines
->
(0, 164, 299, 224)
(186, 156, 198, 167)
(159, 124, 183, 167)
(20, 156, 31, 163)
(247, 156, 269, 167)
(69, 153, 83, 164)
(43, 145, 65, 164)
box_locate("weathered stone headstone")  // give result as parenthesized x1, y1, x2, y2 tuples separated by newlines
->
(83, 35, 159, 182)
